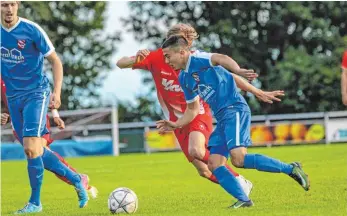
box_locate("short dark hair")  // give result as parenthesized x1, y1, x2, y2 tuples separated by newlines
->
(162, 35, 189, 49)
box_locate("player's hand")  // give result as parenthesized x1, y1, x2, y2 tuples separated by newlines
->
(135, 49, 150, 62)
(255, 90, 285, 104)
(156, 120, 178, 134)
(49, 92, 61, 109)
(1, 113, 9, 125)
(53, 117, 65, 130)
(237, 68, 258, 82)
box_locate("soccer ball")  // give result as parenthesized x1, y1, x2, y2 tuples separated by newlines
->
(108, 187, 138, 214)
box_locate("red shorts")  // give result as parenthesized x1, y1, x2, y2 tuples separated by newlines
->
(174, 113, 213, 162)
(12, 115, 54, 146)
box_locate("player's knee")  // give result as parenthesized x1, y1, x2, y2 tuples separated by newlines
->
(207, 159, 222, 172)
(231, 154, 246, 168)
(188, 147, 205, 160)
(23, 137, 43, 158)
(23, 145, 37, 158)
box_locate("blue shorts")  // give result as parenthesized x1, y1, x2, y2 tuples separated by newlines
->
(208, 111, 252, 158)
(7, 90, 50, 144)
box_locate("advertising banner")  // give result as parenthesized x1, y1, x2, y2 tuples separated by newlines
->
(327, 118, 347, 142)
(251, 122, 325, 145)
(145, 130, 180, 151)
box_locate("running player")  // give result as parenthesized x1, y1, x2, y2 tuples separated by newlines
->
(159, 35, 310, 208)
(117, 24, 282, 194)
(1, 79, 98, 198)
(1, 1, 89, 213)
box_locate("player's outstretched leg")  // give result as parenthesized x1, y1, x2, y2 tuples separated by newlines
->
(51, 150, 98, 198)
(41, 148, 89, 208)
(232, 150, 310, 191)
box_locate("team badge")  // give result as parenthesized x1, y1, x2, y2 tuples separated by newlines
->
(17, 40, 26, 49)
(192, 72, 200, 82)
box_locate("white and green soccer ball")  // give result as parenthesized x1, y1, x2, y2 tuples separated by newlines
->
(108, 187, 138, 214)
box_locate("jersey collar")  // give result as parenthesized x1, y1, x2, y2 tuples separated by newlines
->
(1, 17, 22, 33)
(183, 53, 192, 73)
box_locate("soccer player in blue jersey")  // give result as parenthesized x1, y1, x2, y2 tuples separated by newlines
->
(157, 35, 310, 208)
(1, 1, 89, 213)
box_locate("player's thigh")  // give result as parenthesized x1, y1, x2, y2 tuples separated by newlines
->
(22, 91, 50, 138)
(174, 129, 194, 162)
(7, 98, 24, 144)
(188, 131, 206, 159)
(224, 111, 252, 151)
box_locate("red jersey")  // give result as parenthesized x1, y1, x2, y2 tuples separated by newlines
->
(132, 48, 211, 121)
(342, 51, 347, 69)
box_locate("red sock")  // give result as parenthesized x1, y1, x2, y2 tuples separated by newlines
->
(52, 151, 78, 185)
(225, 164, 239, 177)
(208, 175, 219, 184)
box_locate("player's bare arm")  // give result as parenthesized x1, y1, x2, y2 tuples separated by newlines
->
(117, 49, 150, 68)
(47, 52, 63, 109)
(341, 68, 347, 106)
(51, 109, 65, 130)
(232, 74, 285, 104)
(211, 53, 258, 81)
(156, 98, 200, 134)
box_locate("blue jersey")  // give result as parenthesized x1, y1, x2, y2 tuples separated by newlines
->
(1, 17, 54, 98)
(178, 50, 250, 121)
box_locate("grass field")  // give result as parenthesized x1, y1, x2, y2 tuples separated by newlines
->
(1, 144, 347, 216)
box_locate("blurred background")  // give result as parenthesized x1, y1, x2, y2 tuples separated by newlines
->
(1, 1, 347, 160)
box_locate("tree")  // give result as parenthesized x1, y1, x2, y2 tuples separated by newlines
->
(20, 1, 120, 109)
(123, 1, 347, 114)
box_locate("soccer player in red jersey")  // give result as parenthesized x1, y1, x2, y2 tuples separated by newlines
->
(341, 50, 347, 106)
(1, 78, 98, 198)
(117, 24, 283, 195)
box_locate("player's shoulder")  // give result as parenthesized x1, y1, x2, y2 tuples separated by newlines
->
(19, 17, 46, 35)
(191, 50, 212, 59)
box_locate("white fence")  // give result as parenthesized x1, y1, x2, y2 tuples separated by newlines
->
(1, 108, 347, 156)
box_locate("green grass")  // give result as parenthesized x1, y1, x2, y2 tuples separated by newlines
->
(1, 144, 347, 216)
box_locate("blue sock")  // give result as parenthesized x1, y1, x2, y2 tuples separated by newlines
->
(41, 148, 81, 185)
(244, 154, 293, 174)
(27, 156, 44, 206)
(213, 166, 249, 202)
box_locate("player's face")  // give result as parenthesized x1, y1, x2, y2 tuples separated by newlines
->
(163, 47, 186, 70)
(1, 1, 18, 24)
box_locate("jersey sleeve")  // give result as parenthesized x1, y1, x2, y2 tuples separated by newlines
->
(32, 24, 55, 57)
(178, 72, 199, 104)
(342, 51, 347, 69)
(193, 50, 214, 68)
(132, 53, 152, 71)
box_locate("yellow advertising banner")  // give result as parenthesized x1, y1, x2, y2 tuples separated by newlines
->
(145, 130, 179, 150)
(251, 123, 325, 145)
